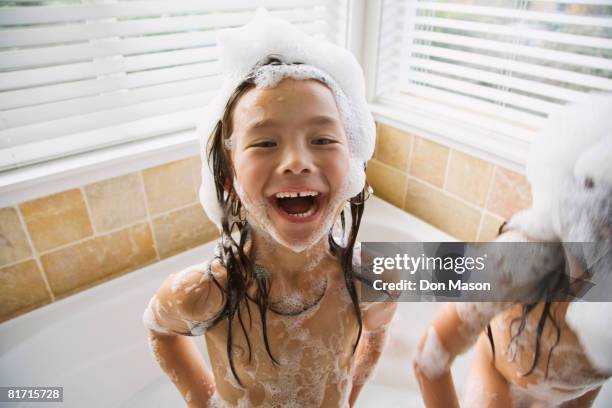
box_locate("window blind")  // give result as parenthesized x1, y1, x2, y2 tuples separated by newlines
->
(377, 0, 612, 144)
(0, 0, 349, 171)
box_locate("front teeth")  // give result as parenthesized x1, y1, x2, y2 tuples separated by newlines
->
(291, 205, 316, 218)
(275, 191, 319, 198)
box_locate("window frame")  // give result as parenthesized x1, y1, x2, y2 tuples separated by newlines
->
(361, 0, 531, 173)
(8, 0, 589, 203)
(0, 1, 351, 205)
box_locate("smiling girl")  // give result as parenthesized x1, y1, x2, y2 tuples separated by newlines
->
(142, 10, 396, 408)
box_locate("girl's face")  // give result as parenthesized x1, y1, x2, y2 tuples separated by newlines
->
(228, 78, 351, 252)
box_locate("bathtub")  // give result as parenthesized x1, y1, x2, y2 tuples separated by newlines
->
(1, 196, 610, 407)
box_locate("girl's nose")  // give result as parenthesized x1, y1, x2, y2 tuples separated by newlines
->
(279, 143, 314, 175)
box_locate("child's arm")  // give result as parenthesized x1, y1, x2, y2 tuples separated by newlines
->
(143, 259, 226, 407)
(412, 302, 490, 408)
(414, 232, 548, 407)
(348, 300, 398, 407)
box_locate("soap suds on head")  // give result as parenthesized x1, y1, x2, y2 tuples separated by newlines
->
(414, 325, 450, 380)
(196, 8, 376, 230)
(507, 94, 612, 241)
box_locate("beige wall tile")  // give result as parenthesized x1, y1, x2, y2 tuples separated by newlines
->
(487, 167, 532, 219)
(0, 207, 32, 267)
(142, 158, 197, 215)
(0, 260, 51, 322)
(374, 124, 411, 171)
(478, 212, 506, 242)
(84, 173, 147, 233)
(366, 159, 407, 209)
(445, 150, 494, 207)
(403, 178, 481, 241)
(153, 204, 219, 259)
(191, 156, 202, 198)
(409, 137, 449, 188)
(20, 190, 93, 252)
(41, 223, 156, 298)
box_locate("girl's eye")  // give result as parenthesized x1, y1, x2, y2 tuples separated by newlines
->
(252, 141, 276, 148)
(312, 137, 336, 145)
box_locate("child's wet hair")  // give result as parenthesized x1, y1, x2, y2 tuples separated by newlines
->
(203, 55, 371, 385)
(487, 224, 571, 379)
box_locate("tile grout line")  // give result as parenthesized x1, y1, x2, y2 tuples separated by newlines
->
(442, 148, 453, 191)
(14, 205, 56, 302)
(402, 134, 415, 209)
(370, 159, 489, 237)
(27, 199, 203, 259)
(483, 165, 497, 212)
(477, 166, 500, 240)
(191, 157, 201, 203)
(402, 167, 484, 214)
(475, 209, 486, 242)
(80, 186, 98, 236)
(139, 171, 159, 262)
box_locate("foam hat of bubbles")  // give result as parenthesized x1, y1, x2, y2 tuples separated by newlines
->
(506, 93, 612, 240)
(195, 8, 376, 229)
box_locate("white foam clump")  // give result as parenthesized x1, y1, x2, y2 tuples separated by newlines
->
(196, 7, 375, 230)
(507, 93, 612, 240)
(414, 325, 450, 380)
(142, 296, 171, 335)
(565, 302, 612, 374)
(170, 261, 211, 293)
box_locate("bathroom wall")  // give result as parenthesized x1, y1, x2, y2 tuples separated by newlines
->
(0, 157, 218, 323)
(366, 123, 532, 242)
(0, 123, 532, 323)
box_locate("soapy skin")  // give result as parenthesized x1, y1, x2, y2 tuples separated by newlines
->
(144, 78, 396, 407)
(227, 77, 352, 253)
(415, 95, 611, 407)
(413, 233, 609, 408)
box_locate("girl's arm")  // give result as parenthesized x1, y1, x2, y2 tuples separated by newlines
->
(147, 331, 216, 407)
(413, 302, 482, 408)
(143, 259, 226, 407)
(349, 301, 398, 406)
(414, 228, 549, 407)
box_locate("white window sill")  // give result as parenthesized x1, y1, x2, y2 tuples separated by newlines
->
(369, 98, 531, 174)
(0, 131, 200, 208)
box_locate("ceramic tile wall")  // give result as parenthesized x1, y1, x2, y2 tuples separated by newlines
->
(0, 157, 218, 322)
(367, 123, 532, 242)
(0, 123, 533, 322)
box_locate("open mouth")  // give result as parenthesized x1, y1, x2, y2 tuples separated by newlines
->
(269, 190, 325, 222)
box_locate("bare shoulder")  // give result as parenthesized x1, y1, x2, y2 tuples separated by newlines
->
(143, 258, 227, 336)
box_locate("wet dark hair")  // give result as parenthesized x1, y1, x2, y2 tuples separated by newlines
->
(202, 55, 370, 385)
(487, 222, 571, 379)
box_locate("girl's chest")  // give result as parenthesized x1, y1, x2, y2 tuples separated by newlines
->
(205, 280, 360, 379)
(490, 303, 608, 403)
